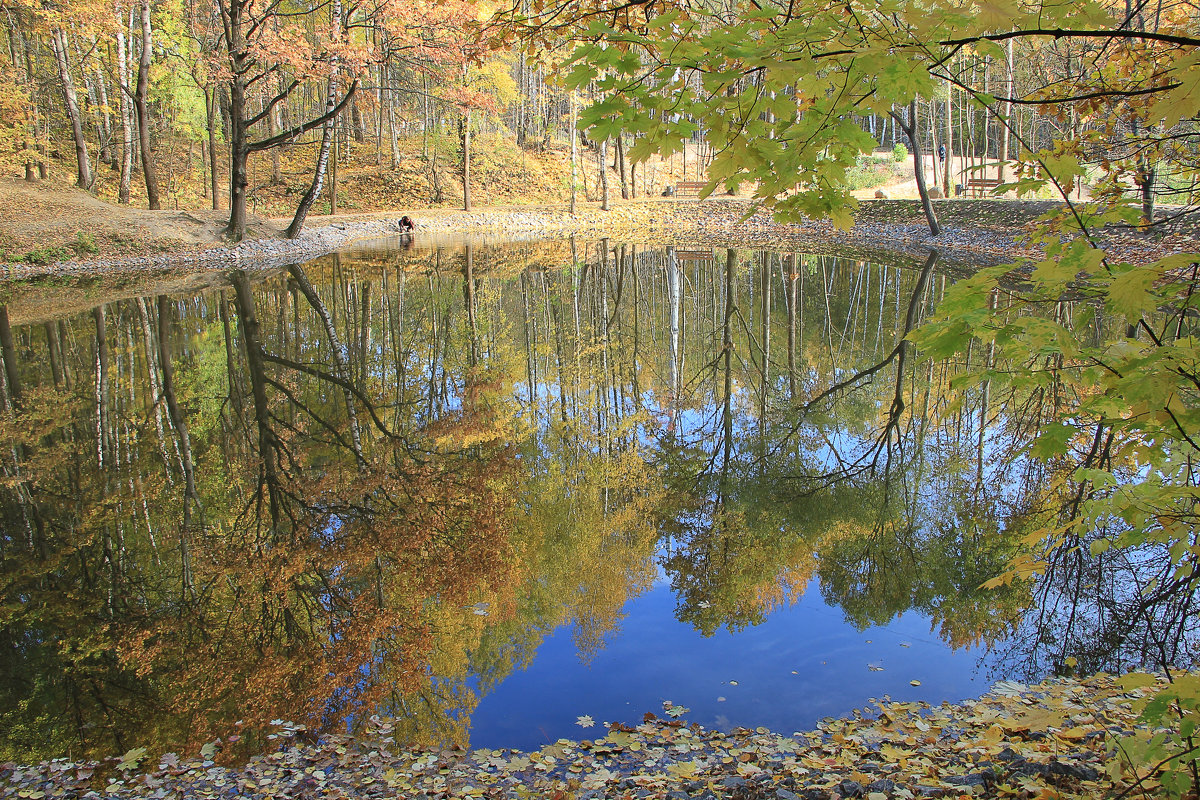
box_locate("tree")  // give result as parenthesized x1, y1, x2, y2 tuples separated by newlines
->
(519, 2, 1200, 791)
(890, 102, 941, 235)
(49, 26, 92, 190)
(203, 0, 364, 240)
(133, 0, 160, 209)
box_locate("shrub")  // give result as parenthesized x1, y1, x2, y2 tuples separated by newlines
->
(892, 142, 908, 162)
(21, 246, 69, 266)
(845, 154, 893, 190)
(72, 232, 99, 257)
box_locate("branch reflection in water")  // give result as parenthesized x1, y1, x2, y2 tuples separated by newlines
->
(0, 238, 1190, 761)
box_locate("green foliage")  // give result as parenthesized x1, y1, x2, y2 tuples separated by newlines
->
(1115, 673, 1200, 798)
(552, 0, 1200, 791)
(72, 232, 98, 257)
(845, 153, 893, 190)
(19, 246, 69, 266)
(892, 143, 908, 163)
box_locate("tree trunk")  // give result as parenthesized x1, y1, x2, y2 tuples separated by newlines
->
(267, 103, 281, 183)
(599, 139, 610, 211)
(0, 307, 21, 409)
(350, 93, 365, 142)
(1138, 157, 1156, 227)
(94, 60, 115, 167)
(516, 53, 527, 147)
(206, 86, 219, 209)
(569, 92, 578, 214)
(893, 102, 941, 236)
(155, 296, 197, 598)
(460, 107, 472, 211)
(228, 84, 249, 239)
(287, 78, 336, 238)
(998, 38, 1014, 183)
(616, 135, 629, 199)
(943, 77, 953, 196)
(230, 271, 283, 532)
(79, 41, 112, 166)
(117, 21, 134, 204)
(374, 68, 383, 163)
(329, 128, 339, 214)
(135, 0, 161, 209)
(51, 28, 93, 190)
(387, 103, 400, 168)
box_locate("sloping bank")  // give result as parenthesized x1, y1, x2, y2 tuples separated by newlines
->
(2, 672, 1185, 799)
(1, 199, 1056, 282)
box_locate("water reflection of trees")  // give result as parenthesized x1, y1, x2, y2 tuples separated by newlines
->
(0, 262, 527, 760)
(0, 243, 672, 760)
(1, 239, 1190, 760)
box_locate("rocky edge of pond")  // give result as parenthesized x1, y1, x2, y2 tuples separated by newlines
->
(3, 198, 1194, 281)
(3, 671, 1188, 800)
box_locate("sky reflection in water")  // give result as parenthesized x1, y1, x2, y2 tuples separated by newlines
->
(470, 576, 988, 751)
(0, 239, 1023, 762)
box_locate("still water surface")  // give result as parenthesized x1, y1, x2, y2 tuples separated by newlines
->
(2, 239, 1039, 761)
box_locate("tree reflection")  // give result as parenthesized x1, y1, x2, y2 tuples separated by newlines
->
(1, 239, 1187, 763)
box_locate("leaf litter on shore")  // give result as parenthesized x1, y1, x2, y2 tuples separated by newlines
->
(0, 672, 1184, 799)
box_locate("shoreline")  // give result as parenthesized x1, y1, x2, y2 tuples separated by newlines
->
(1, 671, 1173, 799)
(0, 199, 1051, 283)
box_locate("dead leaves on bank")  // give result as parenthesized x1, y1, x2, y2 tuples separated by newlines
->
(0, 672, 1181, 800)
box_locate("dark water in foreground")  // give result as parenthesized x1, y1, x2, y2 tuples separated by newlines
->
(0, 238, 1135, 761)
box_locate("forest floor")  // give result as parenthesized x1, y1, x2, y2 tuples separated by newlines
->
(1, 670, 1189, 799)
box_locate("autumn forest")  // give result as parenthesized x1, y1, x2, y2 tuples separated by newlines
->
(4, 0, 1200, 793)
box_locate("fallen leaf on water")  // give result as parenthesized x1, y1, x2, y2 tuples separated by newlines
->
(910, 680, 921, 686)
(576, 715, 595, 728)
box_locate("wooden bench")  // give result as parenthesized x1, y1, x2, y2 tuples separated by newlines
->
(965, 177, 1002, 197)
(675, 249, 716, 263)
(673, 180, 708, 197)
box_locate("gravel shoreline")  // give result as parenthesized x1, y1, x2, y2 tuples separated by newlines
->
(0, 200, 1049, 281)
(6, 197, 1196, 282)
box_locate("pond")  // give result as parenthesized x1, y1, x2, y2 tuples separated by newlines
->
(0, 237, 1173, 763)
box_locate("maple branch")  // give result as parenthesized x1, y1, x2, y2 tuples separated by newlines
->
(939, 28, 1200, 48)
(1112, 739, 1200, 800)
(985, 81, 1180, 106)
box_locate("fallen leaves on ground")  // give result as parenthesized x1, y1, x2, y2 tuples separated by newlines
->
(0, 672, 1180, 799)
